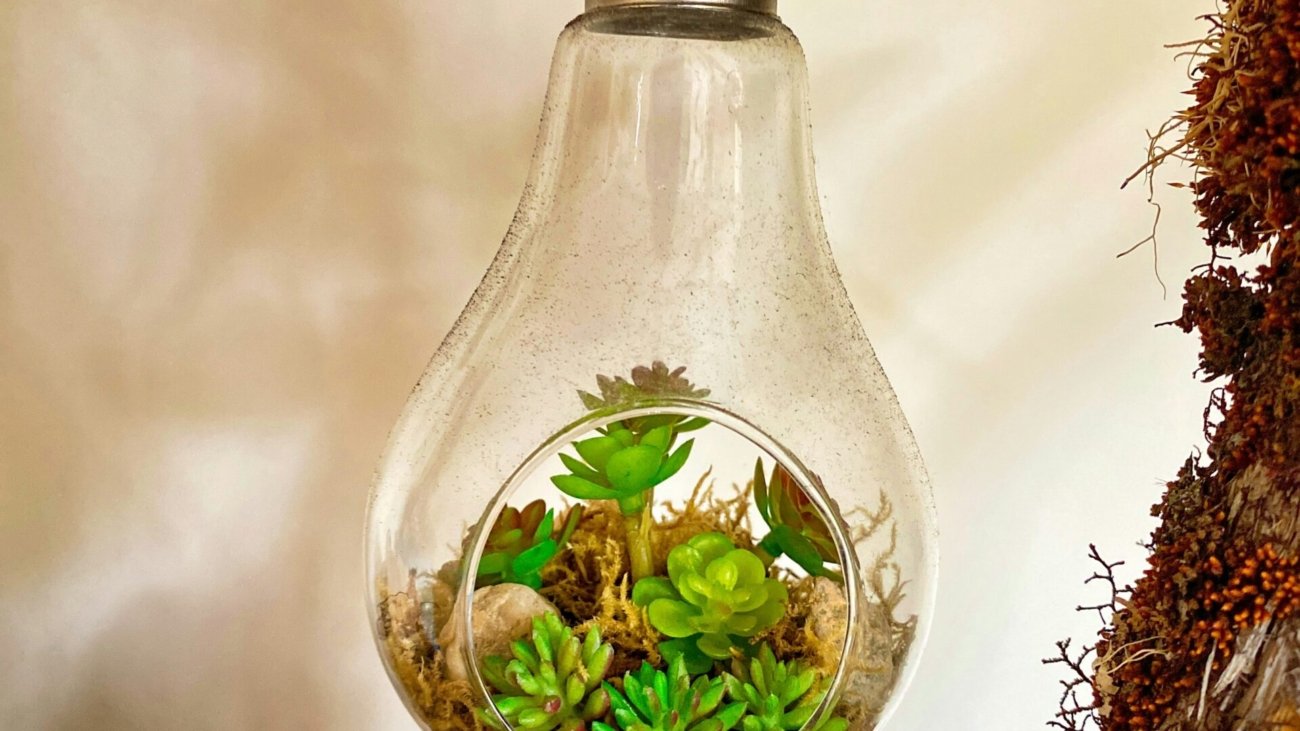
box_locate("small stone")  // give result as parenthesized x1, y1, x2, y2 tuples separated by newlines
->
(845, 595, 896, 715)
(437, 583, 559, 682)
(805, 577, 896, 715)
(807, 576, 849, 652)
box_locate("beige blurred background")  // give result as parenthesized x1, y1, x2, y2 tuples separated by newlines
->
(1, 1, 1214, 728)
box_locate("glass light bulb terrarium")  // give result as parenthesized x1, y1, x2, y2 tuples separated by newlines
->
(366, 2, 937, 730)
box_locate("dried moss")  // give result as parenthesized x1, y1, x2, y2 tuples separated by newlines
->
(539, 501, 626, 623)
(376, 572, 483, 731)
(653, 469, 757, 566)
(759, 576, 840, 675)
(540, 501, 662, 676)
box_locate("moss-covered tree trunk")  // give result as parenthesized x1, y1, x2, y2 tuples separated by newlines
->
(1053, 2, 1300, 729)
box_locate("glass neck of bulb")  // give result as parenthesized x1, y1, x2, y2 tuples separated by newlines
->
(521, 6, 821, 254)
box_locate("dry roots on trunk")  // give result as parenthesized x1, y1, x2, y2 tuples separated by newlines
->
(1051, 2, 1300, 729)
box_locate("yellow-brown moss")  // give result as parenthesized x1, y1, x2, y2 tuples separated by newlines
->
(376, 572, 483, 731)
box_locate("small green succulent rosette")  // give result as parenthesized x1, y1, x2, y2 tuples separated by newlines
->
(474, 500, 583, 590)
(633, 532, 788, 673)
(594, 656, 745, 731)
(551, 422, 695, 516)
(478, 613, 613, 731)
(723, 645, 847, 731)
(752, 460, 842, 583)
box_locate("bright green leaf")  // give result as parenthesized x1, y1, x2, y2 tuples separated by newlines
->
(574, 435, 622, 472)
(707, 558, 739, 590)
(604, 445, 662, 494)
(647, 599, 701, 638)
(551, 475, 619, 500)
(675, 416, 710, 433)
(753, 459, 772, 523)
(512, 539, 558, 577)
(478, 552, 510, 578)
(697, 632, 735, 659)
(558, 453, 605, 485)
(660, 638, 714, 675)
(639, 424, 672, 451)
(631, 576, 678, 607)
(609, 426, 635, 448)
(688, 532, 736, 564)
(534, 510, 555, 543)
(652, 439, 694, 485)
(777, 531, 826, 577)
(726, 549, 767, 586)
(667, 544, 704, 586)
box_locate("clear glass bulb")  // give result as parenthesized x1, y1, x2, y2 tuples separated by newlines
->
(366, 5, 936, 730)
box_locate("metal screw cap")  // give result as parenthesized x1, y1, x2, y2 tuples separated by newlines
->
(585, 0, 778, 16)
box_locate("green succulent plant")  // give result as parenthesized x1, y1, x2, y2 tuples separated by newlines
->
(474, 500, 584, 589)
(553, 363, 711, 581)
(551, 422, 695, 516)
(633, 532, 789, 673)
(593, 656, 745, 731)
(479, 613, 614, 731)
(751, 460, 842, 582)
(723, 644, 847, 731)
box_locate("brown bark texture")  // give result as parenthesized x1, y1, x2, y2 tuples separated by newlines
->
(1050, 1, 1300, 729)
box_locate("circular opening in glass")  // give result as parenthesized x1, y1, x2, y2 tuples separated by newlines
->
(460, 400, 863, 731)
